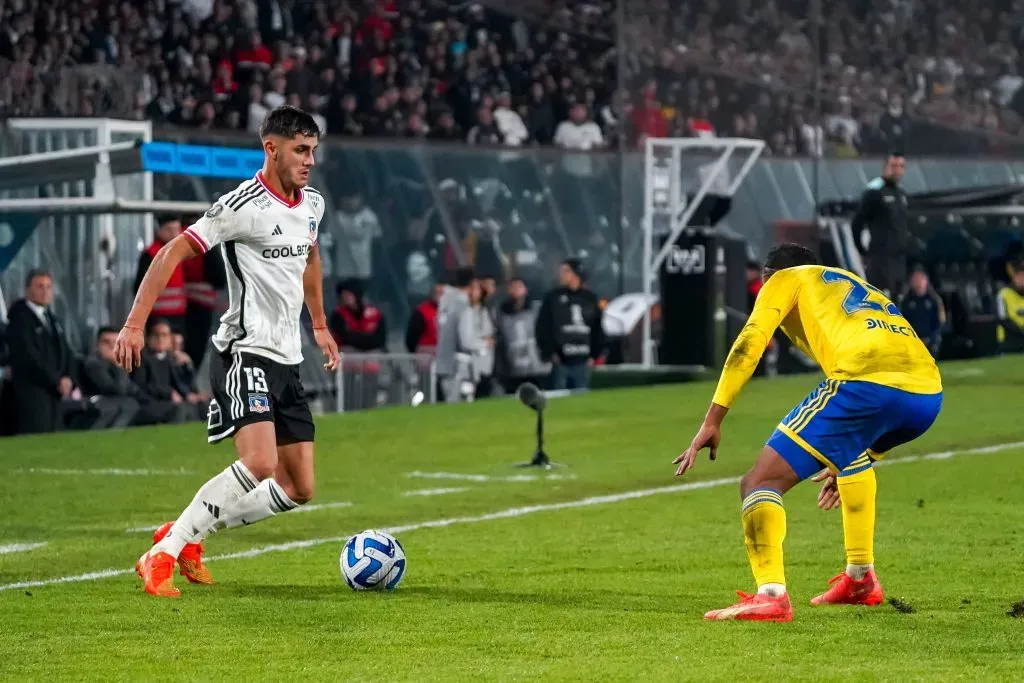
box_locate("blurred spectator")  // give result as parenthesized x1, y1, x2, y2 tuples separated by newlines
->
(458, 279, 498, 398)
(435, 266, 476, 403)
(171, 332, 207, 405)
(329, 279, 387, 352)
(495, 277, 550, 394)
(898, 269, 946, 358)
(77, 327, 143, 430)
(536, 258, 604, 391)
(494, 91, 529, 146)
(467, 105, 504, 145)
(996, 269, 1024, 353)
(405, 282, 445, 355)
(182, 233, 225, 371)
(525, 82, 557, 144)
(135, 215, 186, 335)
(554, 103, 605, 151)
(130, 319, 198, 423)
(4, 269, 81, 434)
(333, 193, 383, 288)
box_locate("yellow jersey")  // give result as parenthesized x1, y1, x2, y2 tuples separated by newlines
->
(712, 265, 942, 408)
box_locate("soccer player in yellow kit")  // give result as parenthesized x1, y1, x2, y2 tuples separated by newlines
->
(674, 244, 943, 622)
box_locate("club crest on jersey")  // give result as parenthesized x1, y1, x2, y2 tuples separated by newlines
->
(248, 393, 270, 414)
(206, 203, 224, 218)
(308, 217, 316, 235)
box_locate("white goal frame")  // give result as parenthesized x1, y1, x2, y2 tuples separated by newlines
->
(640, 137, 766, 367)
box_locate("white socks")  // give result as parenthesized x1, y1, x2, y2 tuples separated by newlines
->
(212, 479, 299, 532)
(846, 563, 873, 581)
(757, 583, 786, 597)
(153, 461, 260, 558)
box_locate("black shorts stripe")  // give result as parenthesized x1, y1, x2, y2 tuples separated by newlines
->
(223, 242, 247, 353)
(226, 181, 260, 210)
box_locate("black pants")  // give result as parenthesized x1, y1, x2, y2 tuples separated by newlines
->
(67, 397, 140, 430)
(185, 306, 215, 371)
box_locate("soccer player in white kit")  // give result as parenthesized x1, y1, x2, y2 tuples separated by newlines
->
(115, 106, 341, 597)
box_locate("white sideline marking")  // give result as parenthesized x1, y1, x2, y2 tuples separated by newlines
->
(3, 440, 1023, 594)
(402, 487, 469, 497)
(13, 468, 195, 476)
(0, 542, 47, 554)
(292, 501, 353, 514)
(124, 501, 354, 533)
(406, 471, 577, 482)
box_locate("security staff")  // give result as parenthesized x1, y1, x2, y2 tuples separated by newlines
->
(852, 152, 909, 296)
(535, 258, 604, 390)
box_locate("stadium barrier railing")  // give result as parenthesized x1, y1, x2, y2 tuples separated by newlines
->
(334, 352, 436, 413)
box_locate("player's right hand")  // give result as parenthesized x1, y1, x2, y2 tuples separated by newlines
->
(811, 470, 841, 510)
(673, 422, 721, 476)
(114, 325, 145, 372)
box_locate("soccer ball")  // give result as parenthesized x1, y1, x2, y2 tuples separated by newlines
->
(340, 529, 406, 591)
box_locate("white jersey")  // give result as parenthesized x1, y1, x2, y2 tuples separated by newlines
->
(183, 172, 326, 365)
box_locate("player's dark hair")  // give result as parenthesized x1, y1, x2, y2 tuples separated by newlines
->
(24, 268, 51, 288)
(764, 243, 819, 271)
(96, 326, 119, 339)
(259, 105, 321, 140)
(563, 257, 586, 282)
(454, 266, 476, 288)
(887, 150, 905, 159)
(154, 213, 179, 227)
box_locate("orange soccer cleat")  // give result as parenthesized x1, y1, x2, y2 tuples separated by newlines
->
(810, 570, 884, 606)
(704, 590, 794, 622)
(153, 522, 215, 585)
(135, 550, 180, 598)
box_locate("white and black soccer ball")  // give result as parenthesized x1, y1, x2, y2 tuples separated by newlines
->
(340, 530, 406, 591)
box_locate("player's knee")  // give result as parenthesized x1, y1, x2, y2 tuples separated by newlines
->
(280, 481, 313, 505)
(739, 470, 761, 498)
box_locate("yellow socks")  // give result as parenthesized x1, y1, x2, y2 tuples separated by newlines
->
(838, 465, 877, 573)
(741, 488, 787, 592)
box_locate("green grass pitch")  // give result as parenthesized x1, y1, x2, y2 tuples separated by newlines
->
(2, 357, 1023, 681)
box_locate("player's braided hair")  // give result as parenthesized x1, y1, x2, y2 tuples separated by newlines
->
(764, 243, 820, 271)
(259, 105, 321, 140)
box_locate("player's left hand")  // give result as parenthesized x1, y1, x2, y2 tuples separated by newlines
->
(811, 469, 841, 510)
(673, 422, 721, 476)
(314, 327, 340, 371)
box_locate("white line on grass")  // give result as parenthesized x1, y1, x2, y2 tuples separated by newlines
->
(0, 542, 47, 554)
(402, 487, 470, 497)
(124, 501, 354, 532)
(13, 468, 195, 476)
(3, 440, 1023, 594)
(406, 471, 577, 482)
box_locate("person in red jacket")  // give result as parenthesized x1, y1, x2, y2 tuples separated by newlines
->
(329, 279, 387, 351)
(134, 215, 186, 334)
(404, 282, 444, 354)
(180, 222, 226, 371)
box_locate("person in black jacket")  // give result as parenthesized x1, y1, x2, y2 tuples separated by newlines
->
(4, 269, 80, 434)
(897, 269, 946, 358)
(79, 327, 185, 428)
(130, 320, 201, 423)
(535, 258, 604, 391)
(852, 152, 909, 296)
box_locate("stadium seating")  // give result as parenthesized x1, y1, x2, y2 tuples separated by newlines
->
(3, 0, 1024, 155)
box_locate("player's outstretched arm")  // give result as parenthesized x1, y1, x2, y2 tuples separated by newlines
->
(115, 235, 199, 372)
(672, 272, 796, 477)
(303, 243, 340, 371)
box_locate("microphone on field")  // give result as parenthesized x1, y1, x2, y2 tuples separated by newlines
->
(516, 382, 547, 412)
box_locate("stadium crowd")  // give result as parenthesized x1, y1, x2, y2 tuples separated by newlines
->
(3, 0, 1024, 155)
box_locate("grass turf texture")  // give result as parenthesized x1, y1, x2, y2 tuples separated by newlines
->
(2, 356, 1023, 681)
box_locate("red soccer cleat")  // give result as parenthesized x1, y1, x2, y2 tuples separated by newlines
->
(810, 570, 884, 606)
(135, 550, 180, 598)
(704, 590, 794, 622)
(153, 522, 215, 585)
